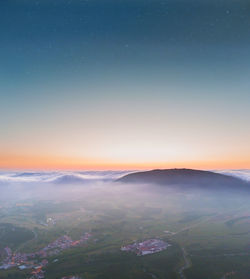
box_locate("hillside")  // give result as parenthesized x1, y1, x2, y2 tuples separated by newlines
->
(116, 169, 249, 191)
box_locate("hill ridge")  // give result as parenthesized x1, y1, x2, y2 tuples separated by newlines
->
(116, 168, 249, 191)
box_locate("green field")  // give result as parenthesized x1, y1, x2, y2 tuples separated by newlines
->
(1, 185, 250, 279)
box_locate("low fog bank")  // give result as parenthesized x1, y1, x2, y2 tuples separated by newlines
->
(215, 169, 250, 182)
(0, 171, 132, 184)
(0, 170, 250, 216)
(1, 169, 250, 185)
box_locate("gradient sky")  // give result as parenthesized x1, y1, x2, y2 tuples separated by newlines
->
(1, 0, 250, 170)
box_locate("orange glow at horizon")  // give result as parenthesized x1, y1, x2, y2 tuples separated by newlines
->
(1, 153, 250, 171)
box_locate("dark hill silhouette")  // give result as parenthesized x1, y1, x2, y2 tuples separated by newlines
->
(116, 169, 249, 191)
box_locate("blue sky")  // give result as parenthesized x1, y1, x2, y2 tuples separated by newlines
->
(1, 0, 250, 169)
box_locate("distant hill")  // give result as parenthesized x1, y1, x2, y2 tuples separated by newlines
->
(116, 169, 249, 191)
(51, 174, 90, 184)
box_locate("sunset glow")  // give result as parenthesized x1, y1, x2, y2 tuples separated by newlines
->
(1, 0, 250, 171)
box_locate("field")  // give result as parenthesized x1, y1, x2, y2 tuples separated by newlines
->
(1, 183, 250, 279)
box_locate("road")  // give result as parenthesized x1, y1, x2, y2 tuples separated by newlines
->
(178, 247, 191, 279)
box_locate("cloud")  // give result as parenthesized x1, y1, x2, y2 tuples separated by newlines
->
(0, 171, 132, 184)
(215, 170, 250, 182)
(1, 170, 250, 185)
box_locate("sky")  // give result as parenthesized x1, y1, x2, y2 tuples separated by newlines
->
(0, 0, 250, 170)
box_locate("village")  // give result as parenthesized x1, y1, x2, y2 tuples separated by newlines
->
(121, 239, 170, 256)
(0, 232, 92, 279)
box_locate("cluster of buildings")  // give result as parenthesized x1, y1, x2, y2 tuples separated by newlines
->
(0, 247, 48, 279)
(222, 271, 236, 279)
(121, 239, 170, 256)
(27, 261, 48, 279)
(38, 217, 56, 227)
(0, 232, 92, 278)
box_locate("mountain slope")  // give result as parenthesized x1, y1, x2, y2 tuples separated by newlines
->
(116, 169, 249, 191)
